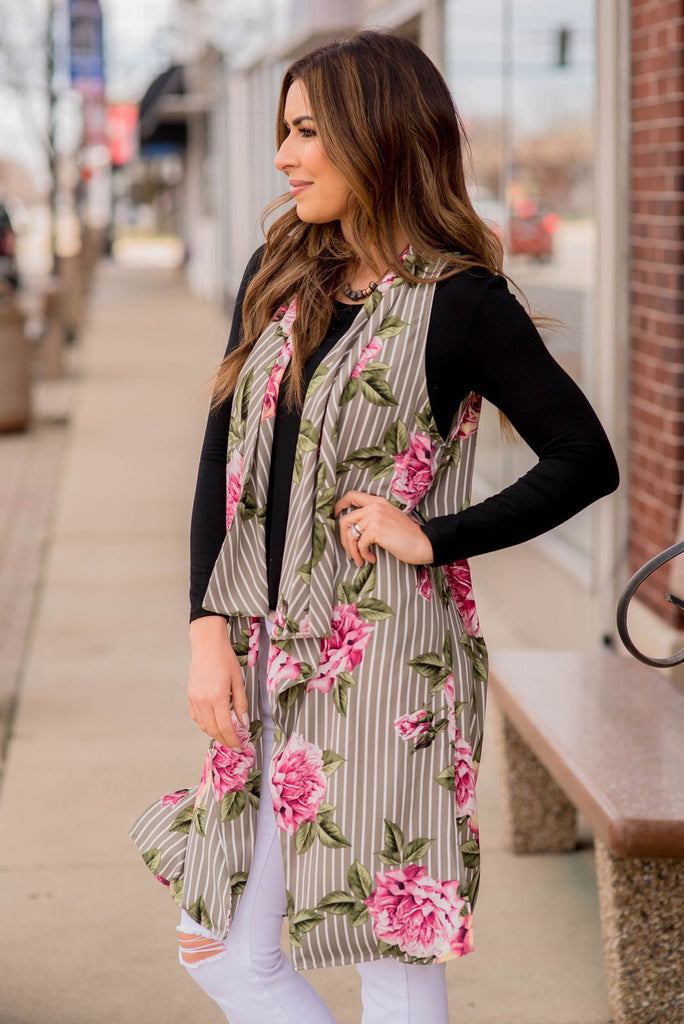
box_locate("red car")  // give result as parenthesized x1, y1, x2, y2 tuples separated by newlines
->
(509, 199, 560, 262)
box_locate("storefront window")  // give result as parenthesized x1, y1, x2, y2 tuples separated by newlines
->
(445, 0, 596, 564)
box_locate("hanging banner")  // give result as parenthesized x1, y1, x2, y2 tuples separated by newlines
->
(69, 0, 104, 87)
(69, 0, 106, 145)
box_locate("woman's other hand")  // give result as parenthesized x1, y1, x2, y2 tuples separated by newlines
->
(188, 616, 248, 749)
(334, 490, 434, 568)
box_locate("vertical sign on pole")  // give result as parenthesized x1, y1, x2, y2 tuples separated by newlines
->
(69, 0, 105, 145)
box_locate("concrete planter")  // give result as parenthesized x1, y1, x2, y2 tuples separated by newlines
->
(0, 299, 30, 432)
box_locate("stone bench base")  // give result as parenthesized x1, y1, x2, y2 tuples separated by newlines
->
(498, 713, 684, 1024)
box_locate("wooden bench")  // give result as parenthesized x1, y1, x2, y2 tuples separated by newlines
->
(489, 650, 684, 1024)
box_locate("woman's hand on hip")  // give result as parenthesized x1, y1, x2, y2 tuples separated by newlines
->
(334, 490, 434, 568)
(188, 615, 248, 750)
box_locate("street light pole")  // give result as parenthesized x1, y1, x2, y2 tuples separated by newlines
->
(46, 0, 59, 276)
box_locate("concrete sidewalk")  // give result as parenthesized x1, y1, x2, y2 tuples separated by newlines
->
(0, 260, 611, 1024)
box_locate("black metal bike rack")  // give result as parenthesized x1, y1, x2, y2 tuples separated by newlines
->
(616, 539, 684, 667)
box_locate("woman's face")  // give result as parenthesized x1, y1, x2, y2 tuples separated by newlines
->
(275, 80, 352, 228)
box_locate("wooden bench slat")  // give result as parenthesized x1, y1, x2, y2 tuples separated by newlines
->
(489, 650, 684, 858)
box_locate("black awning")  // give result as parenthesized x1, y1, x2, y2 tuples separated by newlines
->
(138, 64, 187, 150)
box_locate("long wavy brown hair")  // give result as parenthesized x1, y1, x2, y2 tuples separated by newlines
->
(211, 30, 505, 414)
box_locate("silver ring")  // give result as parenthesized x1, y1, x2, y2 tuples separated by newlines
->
(350, 523, 363, 540)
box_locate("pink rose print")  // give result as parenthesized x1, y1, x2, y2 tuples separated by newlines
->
(261, 337, 293, 421)
(306, 602, 375, 694)
(273, 296, 298, 331)
(247, 617, 260, 667)
(210, 722, 256, 800)
(454, 393, 481, 441)
(350, 337, 383, 378)
(416, 566, 433, 601)
(390, 431, 437, 512)
(442, 673, 457, 739)
(270, 734, 327, 835)
(436, 913, 474, 962)
(225, 449, 244, 530)
(365, 864, 467, 960)
(155, 874, 171, 888)
(453, 729, 477, 818)
(443, 560, 481, 637)
(267, 643, 302, 694)
(394, 709, 431, 742)
(160, 789, 189, 807)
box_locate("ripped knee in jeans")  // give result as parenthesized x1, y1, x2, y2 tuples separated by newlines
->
(177, 929, 227, 967)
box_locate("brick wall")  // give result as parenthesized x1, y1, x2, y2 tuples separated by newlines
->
(630, 0, 684, 624)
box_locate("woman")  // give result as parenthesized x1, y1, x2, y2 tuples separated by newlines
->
(131, 30, 619, 1024)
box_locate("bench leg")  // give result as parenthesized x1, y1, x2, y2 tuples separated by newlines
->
(595, 839, 684, 1024)
(498, 714, 577, 853)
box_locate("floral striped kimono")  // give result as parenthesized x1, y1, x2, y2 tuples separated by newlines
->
(130, 249, 488, 971)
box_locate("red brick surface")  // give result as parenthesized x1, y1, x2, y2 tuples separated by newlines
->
(630, 0, 684, 624)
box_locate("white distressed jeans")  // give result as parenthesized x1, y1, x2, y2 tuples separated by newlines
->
(178, 615, 449, 1024)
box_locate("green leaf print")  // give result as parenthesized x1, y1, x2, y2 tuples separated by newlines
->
(356, 597, 393, 621)
(353, 562, 376, 600)
(336, 579, 356, 604)
(458, 868, 480, 907)
(142, 848, 162, 873)
(249, 719, 263, 743)
(288, 908, 325, 947)
(240, 369, 253, 424)
(306, 362, 328, 398)
(434, 764, 456, 792)
(349, 903, 370, 927)
(321, 749, 346, 778)
(193, 804, 207, 837)
(402, 837, 434, 862)
(229, 871, 249, 895)
(286, 889, 295, 917)
(315, 891, 357, 915)
(332, 672, 357, 716)
(377, 940, 405, 959)
(311, 517, 327, 569)
(407, 651, 446, 677)
(316, 485, 337, 523)
(169, 805, 194, 835)
(383, 418, 408, 457)
(442, 631, 453, 670)
(245, 769, 261, 809)
(340, 376, 359, 405)
(295, 821, 316, 855)
(375, 316, 409, 339)
(292, 447, 303, 485)
(363, 288, 383, 317)
(278, 681, 306, 711)
(187, 895, 212, 930)
(347, 861, 373, 900)
(360, 375, 398, 408)
(384, 819, 405, 857)
(220, 789, 247, 822)
(458, 634, 488, 683)
(460, 839, 481, 869)
(344, 445, 389, 470)
(315, 808, 352, 850)
(298, 418, 319, 453)
(473, 735, 483, 763)
(169, 878, 183, 906)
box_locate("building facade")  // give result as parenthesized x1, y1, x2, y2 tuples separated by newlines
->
(166, 0, 683, 669)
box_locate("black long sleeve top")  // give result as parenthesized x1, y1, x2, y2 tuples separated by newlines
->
(190, 247, 619, 621)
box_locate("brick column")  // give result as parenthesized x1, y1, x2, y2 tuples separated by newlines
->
(630, 0, 684, 625)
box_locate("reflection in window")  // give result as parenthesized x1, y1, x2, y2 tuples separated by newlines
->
(445, 0, 595, 563)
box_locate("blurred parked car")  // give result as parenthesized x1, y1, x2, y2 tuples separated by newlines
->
(0, 202, 19, 294)
(509, 199, 560, 262)
(472, 193, 560, 262)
